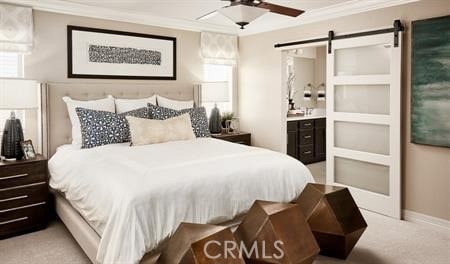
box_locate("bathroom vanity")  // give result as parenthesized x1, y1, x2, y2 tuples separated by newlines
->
(287, 115, 326, 164)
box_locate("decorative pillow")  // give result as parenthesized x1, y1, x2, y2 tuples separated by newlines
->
(75, 107, 149, 149)
(119, 107, 150, 119)
(156, 95, 194, 110)
(63, 95, 115, 147)
(126, 114, 195, 146)
(148, 104, 210, 138)
(115, 95, 157, 114)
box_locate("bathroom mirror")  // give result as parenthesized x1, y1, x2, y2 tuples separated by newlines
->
(285, 46, 326, 110)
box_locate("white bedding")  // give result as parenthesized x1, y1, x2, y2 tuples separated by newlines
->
(49, 138, 313, 264)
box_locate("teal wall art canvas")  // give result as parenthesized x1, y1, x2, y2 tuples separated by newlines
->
(411, 15, 450, 147)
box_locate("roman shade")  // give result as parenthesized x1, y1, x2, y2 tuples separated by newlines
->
(200, 32, 238, 65)
(0, 3, 33, 53)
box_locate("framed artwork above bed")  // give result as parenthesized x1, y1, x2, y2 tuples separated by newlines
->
(67, 25, 176, 80)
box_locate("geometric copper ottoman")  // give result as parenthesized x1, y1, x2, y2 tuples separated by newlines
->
(234, 200, 320, 264)
(157, 223, 245, 264)
(293, 183, 367, 259)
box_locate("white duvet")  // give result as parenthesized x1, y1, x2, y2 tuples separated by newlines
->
(49, 138, 313, 264)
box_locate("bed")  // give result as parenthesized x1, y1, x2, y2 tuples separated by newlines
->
(42, 82, 314, 264)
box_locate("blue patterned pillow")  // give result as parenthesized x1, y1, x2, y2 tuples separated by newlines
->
(148, 104, 210, 138)
(76, 107, 149, 149)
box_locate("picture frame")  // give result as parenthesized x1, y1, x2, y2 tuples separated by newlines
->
(67, 25, 177, 80)
(20, 140, 36, 160)
(411, 15, 450, 148)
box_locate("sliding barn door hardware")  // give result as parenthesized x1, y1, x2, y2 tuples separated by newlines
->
(393, 19, 404, 47)
(274, 20, 405, 50)
(328, 30, 334, 54)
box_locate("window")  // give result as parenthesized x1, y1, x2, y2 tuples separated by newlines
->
(203, 64, 234, 117)
(0, 52, 23, 77)
(0, 52, 25, 149)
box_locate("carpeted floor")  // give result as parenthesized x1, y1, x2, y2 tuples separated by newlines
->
(1, 209, 449, 264)
(306, 161, 326, 184)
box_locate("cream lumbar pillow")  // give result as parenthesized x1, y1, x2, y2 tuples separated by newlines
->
(126, 113, 195, 146)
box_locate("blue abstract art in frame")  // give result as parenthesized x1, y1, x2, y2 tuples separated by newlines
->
(411, 15, 450, 147)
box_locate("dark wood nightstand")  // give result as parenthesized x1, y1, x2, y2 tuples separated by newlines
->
(211, 132, 251, 146)
(0, 155, 49, 239)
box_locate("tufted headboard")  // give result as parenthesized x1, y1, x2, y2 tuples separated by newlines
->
(41, 82, 198, 157)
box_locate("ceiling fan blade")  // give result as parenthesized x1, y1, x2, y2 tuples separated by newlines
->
(257, 2, 304, 17)
(197, 10, 219, 20)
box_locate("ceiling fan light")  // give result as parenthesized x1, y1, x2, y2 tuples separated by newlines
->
(219, 5, 268, 26)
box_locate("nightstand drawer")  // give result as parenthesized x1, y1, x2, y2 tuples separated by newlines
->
(0, 183, 48, 211)
(225, 134, 251, 145)
(299, 144, 314, 158)
(299, 129, 314, 145)
(0, 203, 47, 238)
(0, 163, 47, 189)
(212, 133, 251, 146)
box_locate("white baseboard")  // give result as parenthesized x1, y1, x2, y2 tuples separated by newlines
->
(403, 210, 450, 231)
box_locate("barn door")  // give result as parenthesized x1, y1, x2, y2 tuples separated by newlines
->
(326, 32, 402, 218)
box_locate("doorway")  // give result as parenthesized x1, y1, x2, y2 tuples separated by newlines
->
(283, 43, 328, 185)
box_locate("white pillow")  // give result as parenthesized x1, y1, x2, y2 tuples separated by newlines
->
(115, 95, 157, 113)
(157, 95, 194, 110)
(63, 95, 115, 147)
(126, 114, 195, 146)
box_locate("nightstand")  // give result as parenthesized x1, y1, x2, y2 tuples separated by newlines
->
(211, 132, 251, 146)
(0, 155, 49, 239)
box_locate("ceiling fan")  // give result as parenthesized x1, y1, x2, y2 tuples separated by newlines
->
(197, 0, 305, 29)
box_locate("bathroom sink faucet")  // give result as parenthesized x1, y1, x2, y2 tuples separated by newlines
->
(305, 108, 314, 115)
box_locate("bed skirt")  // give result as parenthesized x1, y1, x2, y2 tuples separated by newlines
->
(54, 192, 244, 264)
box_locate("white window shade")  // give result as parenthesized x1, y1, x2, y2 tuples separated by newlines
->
(201, 82, 229, 103)
(0, 52, 23, 77)
(201, 32, 238, 65)
(0, 4, 33, 53)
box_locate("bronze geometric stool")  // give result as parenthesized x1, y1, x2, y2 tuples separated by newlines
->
(293, 183, 367, 259)
(157, 223, 245, 264)
(235, 200, 320, 264)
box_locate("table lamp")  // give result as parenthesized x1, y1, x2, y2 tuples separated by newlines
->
(0, 79, 38, 160)
(201, 82, 229, 134)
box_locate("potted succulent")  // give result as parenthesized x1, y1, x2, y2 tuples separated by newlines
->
(221, 112, 234, 133)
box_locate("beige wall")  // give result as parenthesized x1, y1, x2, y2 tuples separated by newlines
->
(25, 11, 203, 84)
(239, 0, 450, 220)
(22, 10, 204, 152)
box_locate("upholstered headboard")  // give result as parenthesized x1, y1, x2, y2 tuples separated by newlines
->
(41, 82, 198, 157)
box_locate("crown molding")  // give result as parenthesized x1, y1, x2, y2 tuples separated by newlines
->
(2, 0, 419, 36)
(239, 0, 420, 36)
(2, 0, 239, 35)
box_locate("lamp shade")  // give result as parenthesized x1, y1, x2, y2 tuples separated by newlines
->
(201, 82, 229, 103)
(0, 79, 38, 109)
(219, 5, 268, 28)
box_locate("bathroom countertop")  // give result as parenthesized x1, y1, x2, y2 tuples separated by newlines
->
(287, 114, 326, 121)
